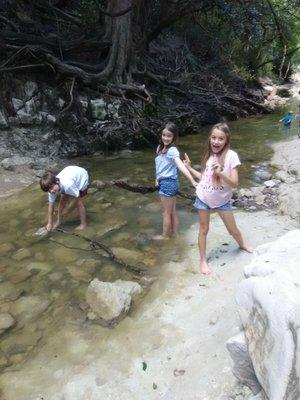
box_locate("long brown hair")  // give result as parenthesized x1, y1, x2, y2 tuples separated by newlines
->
(201, 123, 231, 185)
(157, 122, 179, 154)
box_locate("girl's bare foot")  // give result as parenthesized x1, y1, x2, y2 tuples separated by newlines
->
(75, 223, 86, 230)
(200, 261, 212, 275)
(240, 244, 253, 253)
(153, 235, 169, 241)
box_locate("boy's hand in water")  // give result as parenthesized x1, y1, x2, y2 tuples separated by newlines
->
(183, 153, 191, 168)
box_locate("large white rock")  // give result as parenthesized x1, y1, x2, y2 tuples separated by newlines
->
(226, 332, 262, 394)
(86, 279, 142, 324)
(271, 139, 300, 177)
(235, 230, 300, 400)
(277, 182, 300, 222)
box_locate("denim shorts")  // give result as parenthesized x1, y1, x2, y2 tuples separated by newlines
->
(193, 196, 232, 211)
(158, 178, 179, 197)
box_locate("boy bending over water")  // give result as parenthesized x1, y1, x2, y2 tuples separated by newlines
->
(40, 166, 89, 231)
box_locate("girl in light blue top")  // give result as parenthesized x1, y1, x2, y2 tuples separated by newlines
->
(155, 122, 197, 239)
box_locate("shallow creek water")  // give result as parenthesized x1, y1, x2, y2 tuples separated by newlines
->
(0, 102, 298, 375)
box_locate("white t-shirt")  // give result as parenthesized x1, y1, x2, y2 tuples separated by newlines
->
(48, 166, 89, 203)
(196, 149, 241, 208)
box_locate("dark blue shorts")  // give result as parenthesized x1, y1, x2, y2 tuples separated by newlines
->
(158, 178, 179, 197)
(193, 196, 232, 211)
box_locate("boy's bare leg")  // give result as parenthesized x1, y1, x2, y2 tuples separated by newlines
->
(218, 211, 253, 253)
(75, 198, 87, 230)
(198, 211, 212, 275)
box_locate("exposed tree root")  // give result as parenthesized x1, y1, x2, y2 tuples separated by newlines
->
(56, 228, 147, 275)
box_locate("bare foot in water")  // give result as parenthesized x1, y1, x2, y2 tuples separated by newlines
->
(240, 244, 253, 253)
(153, 235, 169, 241)
(75, 224, 86, 230)
(200, 261, 212, 275)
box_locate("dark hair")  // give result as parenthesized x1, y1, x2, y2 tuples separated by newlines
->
(157, 122, 179, 154)
(40, 171, 58, 192)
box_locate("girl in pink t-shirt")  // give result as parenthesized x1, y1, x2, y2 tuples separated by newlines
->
(184, 123, 252, 275)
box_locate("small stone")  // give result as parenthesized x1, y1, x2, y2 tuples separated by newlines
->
(0, 243, 14, 254)
(0, 353, 10, 368)
(12, 248, 31, 261)
(209, 313, 219, 325)
(87, 311, 97, 320)
(173, 369, 185, 376)
(264, 180, 276, 188)
(9, 269, 32, 284)
(9, 354, 24, 364)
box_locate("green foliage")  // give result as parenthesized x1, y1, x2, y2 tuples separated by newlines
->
(173, 0, 300, 79)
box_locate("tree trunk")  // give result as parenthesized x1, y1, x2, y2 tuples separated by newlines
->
(102, 0, 133, 84)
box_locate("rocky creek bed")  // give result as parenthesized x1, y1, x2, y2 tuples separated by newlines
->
(0, 85, 299, 400)
(0, 137, 299, 399)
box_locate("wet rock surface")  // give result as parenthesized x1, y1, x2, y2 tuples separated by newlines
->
(228, 231, 300, 400)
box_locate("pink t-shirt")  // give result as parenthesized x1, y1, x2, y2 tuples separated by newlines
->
(196, 149, 241, 208)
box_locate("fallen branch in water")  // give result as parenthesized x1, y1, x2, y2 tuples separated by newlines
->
(91, 179, 195, 200)
(56, 228, 146, 275)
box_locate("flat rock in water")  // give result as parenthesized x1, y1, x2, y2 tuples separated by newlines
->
(0, 313, 15, 334)
(9, 269, 33, 284)
(67, 266, 93, 283)
(25, 261, 53, 275)
(0, 243, 15, 254)
(0, 282, 23, 301)
(9, 295, 52, 328)
(12, 248, 31, 261)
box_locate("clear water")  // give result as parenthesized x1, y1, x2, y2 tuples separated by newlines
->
(0, 100, 298, 370)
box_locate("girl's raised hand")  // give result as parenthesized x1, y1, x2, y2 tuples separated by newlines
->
(212, 154, 222, 175)
(183, 153, 191, 168)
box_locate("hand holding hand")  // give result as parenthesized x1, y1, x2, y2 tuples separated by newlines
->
(191, 179, 198, 188)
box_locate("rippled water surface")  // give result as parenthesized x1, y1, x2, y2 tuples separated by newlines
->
(0, 100, 298, 371)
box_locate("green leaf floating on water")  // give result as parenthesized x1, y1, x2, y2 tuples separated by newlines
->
(142, 361, 147, 371)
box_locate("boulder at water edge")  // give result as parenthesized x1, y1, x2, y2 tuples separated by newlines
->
(86, 278, 142, 325)
(227, 230, 300, 400)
